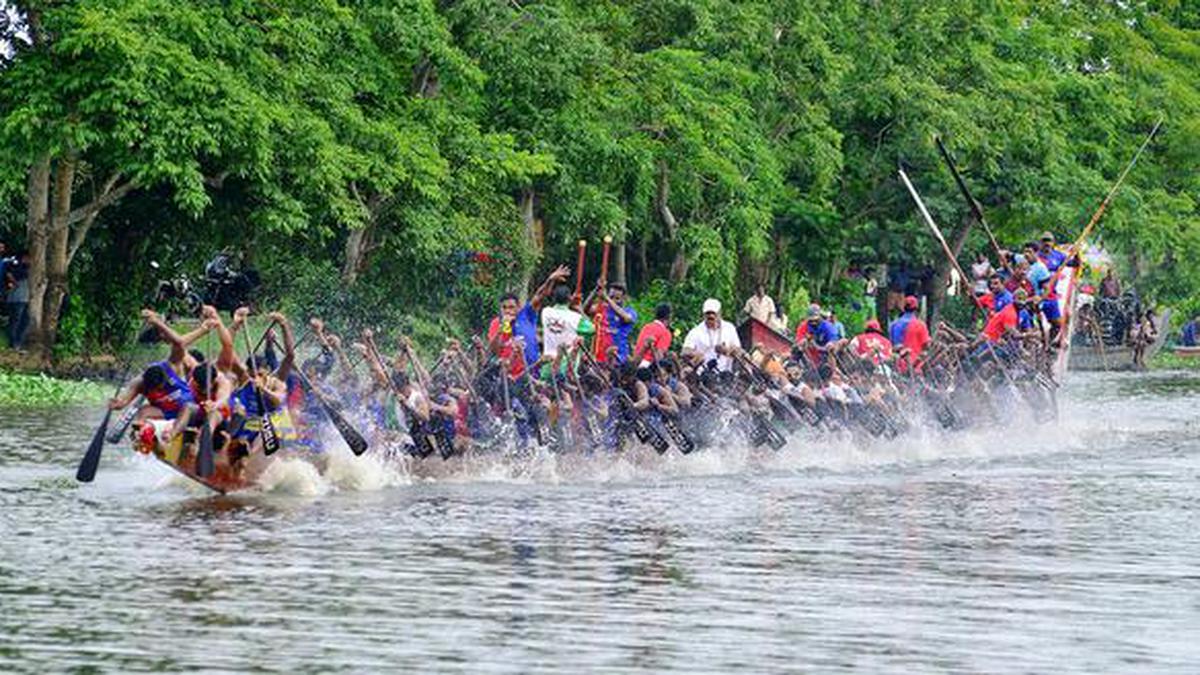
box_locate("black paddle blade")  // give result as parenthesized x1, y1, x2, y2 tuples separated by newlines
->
(326, 404, 369, 456)
(106, 398, 142, 444)
(196, 423, 215, 478)
(76, 409, 113, 482)
(295, 374, 368, 456)
(260, 413, 280, 456)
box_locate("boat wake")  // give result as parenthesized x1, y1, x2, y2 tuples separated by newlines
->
(111, 385, 1149, 500)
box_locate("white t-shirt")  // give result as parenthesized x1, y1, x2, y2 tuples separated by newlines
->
(541, 305, 586, 358)
(743, 295, 776, 324)
(683, 320, 742, 372)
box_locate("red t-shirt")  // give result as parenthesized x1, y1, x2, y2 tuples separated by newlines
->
(487, 317, 525, 378)
(852, 332, 893, 364)
(633, 320, 672, 364)
(592, 308, 613, 362)
(982, 303, 1018, 342)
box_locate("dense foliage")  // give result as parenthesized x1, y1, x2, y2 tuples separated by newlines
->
(1, 0, 1197, 354)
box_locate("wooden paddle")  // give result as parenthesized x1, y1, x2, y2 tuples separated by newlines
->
(105, 395, 144, 444)
(243, 325, 281, 456)
(78, 322, 149, 483)
(292, 365, 369, 456)
(194, 331, 216, 478)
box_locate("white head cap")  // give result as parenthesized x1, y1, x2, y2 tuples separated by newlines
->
(702, 298, 722, 315)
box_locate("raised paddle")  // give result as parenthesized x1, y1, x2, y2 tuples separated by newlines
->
(195, 331, 216, 478)
(243, 325, 281, 456)
(592, 235, 613, 360)
(293, 363, 369, 456)
(935, 136, 1009, 272)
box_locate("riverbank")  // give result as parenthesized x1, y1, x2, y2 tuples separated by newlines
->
(1150, 349, 1200, 371)
(0, 371, 110, 406)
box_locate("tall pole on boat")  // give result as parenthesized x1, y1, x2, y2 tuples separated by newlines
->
(1054, 116, 1163, 380)
(1070, 116, 1164, 255)
(935, 136, 1009, 272)
(898, 164, 971, 292)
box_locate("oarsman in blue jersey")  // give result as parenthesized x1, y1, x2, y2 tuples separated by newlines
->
(1021, 243, 1052, 296)
(1037, 232, 1067, 272)
(1015, 290, 1036, 332)
(592, 282, 638, 365)
(488, 265, 570, 378)
(888, 296, 930, 373)
(976, 275, 1014, 317)
(794, 304, 840, 367)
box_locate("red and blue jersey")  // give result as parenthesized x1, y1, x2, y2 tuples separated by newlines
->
(144, 361, 194, 420)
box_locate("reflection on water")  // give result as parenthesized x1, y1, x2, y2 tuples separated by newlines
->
(2, 371, 1199, 672)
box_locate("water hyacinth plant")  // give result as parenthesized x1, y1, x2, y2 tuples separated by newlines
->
(0, 372, 111, 407)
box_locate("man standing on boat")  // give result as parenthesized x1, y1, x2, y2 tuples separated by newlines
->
(488, 265, 570, 377)
(889, 296, 930, 372)
(1037, 232, 1067, 272)
(683, 298, 741, 373)
(541, 282, 594, 361)
(590, 282, 638, 365)
(743, 283, 776, 325)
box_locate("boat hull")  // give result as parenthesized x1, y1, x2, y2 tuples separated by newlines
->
(133, 410, 311, 494)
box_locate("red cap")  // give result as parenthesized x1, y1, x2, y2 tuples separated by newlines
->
(904, 296, 919, 311)
(865, 319, 881, 331)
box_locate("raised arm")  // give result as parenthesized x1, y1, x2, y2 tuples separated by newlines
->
(268, 312, 296, 381)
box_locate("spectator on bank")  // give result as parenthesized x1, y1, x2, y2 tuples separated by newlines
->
(6, 251, 30, 349)
(1181, 316, 1199, 347)
(1101, 269, 1122, 299)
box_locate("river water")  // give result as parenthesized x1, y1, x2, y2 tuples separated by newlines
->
(1, 371, 1198, 672)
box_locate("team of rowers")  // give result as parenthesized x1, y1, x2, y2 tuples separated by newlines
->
(108, 235, 1072, 471)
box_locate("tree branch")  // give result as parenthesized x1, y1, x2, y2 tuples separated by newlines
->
(65, 175, 136, 227)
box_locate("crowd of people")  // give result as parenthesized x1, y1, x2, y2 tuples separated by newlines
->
(108, 237, 1075, 477)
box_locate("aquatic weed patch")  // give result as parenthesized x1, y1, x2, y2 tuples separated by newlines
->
(0, 372, 110, 406)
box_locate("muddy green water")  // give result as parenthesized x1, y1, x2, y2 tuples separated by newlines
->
(1, 372, 1198, 672)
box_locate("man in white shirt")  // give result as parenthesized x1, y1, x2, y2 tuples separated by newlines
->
(742, 283, 776, 324)
(541, 283, 594, 359)
(683, 298, 742, 372)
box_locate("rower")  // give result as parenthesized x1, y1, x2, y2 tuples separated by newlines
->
(590, 282, 638, 365)
(849, 319, 893, 365)
(888, 296, 930, 373)
(633, 303, 673, 367)
(108, 360, 198, 445)
(1037, 231, 1067, 272)
(793, 304, 839, 368)
(682, 298, 742, 372)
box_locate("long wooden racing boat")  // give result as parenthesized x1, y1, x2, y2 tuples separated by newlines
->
(132, 409, 315, 494)
(738, 317, 793, 357)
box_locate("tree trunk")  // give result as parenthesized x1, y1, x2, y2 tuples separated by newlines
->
(637, 236, 649, 283)
(613, 240, 627, 288)
(518, 188, 537, 299)
(342, 224, 372, 285)
(656, 162, 688, 283)
(40, 155, 77, 358)
(24, 154, 51, 347)
(928, 214, 975, 330)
